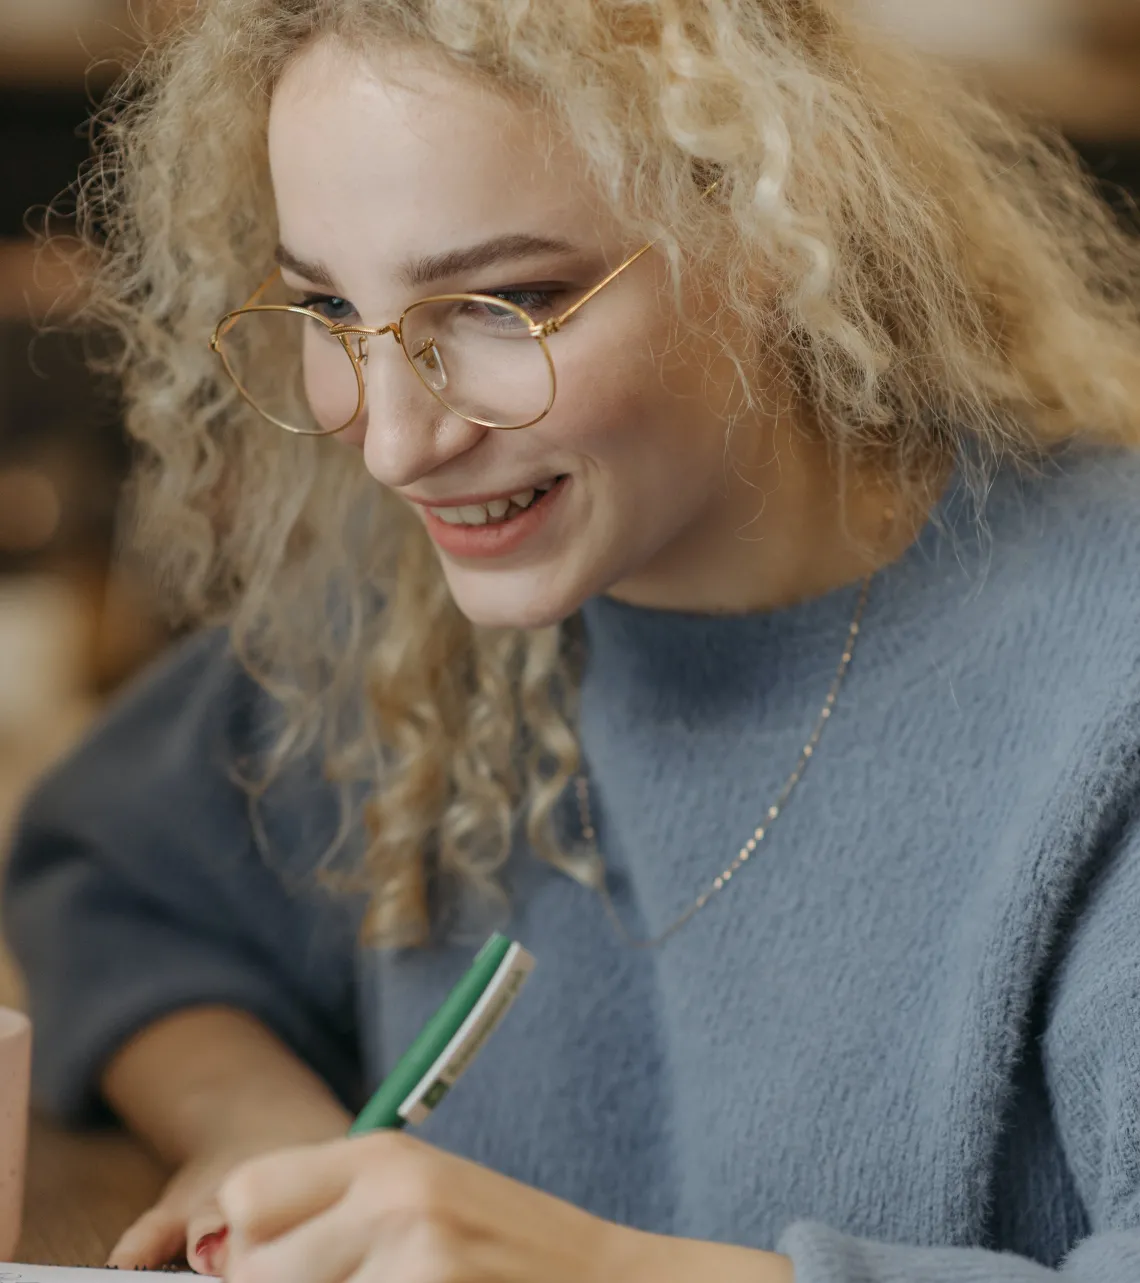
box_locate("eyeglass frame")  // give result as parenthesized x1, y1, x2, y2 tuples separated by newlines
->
(208, 236, 663, 435)
(208, 177, 720, 436)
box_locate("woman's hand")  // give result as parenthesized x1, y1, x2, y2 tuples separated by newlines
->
(101, 1007, 353, 1274)
(108, 1139, 281, 1274)
(108, 1113, 350, 1274)
(219, 1132, 796, 1283)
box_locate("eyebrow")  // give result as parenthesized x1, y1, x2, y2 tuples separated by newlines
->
(274, 244, 336, 288)
(273, 232, 580, 294)
(401, 233, 579, 287)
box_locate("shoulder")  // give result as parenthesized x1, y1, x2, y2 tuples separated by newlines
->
(1013, 446, 1140, 553)
(35, 627, 268, 803)
(967, 446, 1140, 657)
(13, 630, 250, 845)
(17, 627, 345, 872)
(959, 446, 1140, 813)
(888, 447, 1140, 790)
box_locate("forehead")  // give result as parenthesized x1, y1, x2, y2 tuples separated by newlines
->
(267, 38, 609, 278)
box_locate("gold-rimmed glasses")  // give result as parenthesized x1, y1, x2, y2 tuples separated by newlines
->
(208, 238, 658, 436)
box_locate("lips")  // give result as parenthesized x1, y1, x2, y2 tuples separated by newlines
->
(417, 474, 569, 559)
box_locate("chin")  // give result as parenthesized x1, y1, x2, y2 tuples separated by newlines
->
(440, 562, 595, 631)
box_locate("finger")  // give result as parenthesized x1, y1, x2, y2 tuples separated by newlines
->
(219, 1140, 357, 1247)
(228, 1204, 368, 1283)
(107, 1206, 187, 1269)
(187, 1199, 229, 1276)
(188, 1224, 230, 1276)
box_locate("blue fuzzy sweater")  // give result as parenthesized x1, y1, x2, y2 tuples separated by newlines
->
(7, 450, 1140, 1282)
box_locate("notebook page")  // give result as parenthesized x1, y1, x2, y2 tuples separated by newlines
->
(0, 1267, 195, 1280)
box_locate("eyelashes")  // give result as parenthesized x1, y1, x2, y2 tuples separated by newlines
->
(289, 286, 566, 322)
(483, 288, 561, 316)
(294, 294, 358, 322)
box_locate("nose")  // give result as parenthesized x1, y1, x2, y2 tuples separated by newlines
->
(357, 339, 488, 488)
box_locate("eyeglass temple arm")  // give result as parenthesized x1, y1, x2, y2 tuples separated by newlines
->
(247, 268, 282, 305)
(209, 270, 282, 349)
(546, 240, 657, 333)
(543, 178, 720, 334)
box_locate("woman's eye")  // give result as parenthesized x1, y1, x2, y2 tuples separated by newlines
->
(459, 289, 562, 330)
(486, 289, 558, 317)
(296, 294, 358, 323)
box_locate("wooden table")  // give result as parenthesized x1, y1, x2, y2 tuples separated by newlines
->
(16, 1117, 167, 1266)
(0, 688, 166, 1267)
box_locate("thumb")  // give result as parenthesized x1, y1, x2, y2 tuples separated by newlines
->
(107, 1206, 187, 1270)
(186, 1206, 231, 1277)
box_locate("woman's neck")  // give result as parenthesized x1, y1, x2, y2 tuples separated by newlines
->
(605, 427, 945, 616)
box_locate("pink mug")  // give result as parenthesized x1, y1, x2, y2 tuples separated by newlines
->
(0, 1009, 30, 1260)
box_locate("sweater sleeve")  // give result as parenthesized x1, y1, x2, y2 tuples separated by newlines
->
(1, 629, 365, 1125)
(775, 823, 1140, 1282)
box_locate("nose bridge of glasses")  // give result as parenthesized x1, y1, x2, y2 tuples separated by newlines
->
(329, 320, 403, 368)
(330, 321, 401, 342)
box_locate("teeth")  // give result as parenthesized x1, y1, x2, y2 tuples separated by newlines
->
(428, 479, 561, 528)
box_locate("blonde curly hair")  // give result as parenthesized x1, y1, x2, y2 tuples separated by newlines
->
(80, 0, 1140, 943)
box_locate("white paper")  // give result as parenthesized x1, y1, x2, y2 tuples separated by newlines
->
(0, 1267, 194, 1280)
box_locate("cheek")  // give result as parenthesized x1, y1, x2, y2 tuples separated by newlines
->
(543, 325, 727, 489)
(302, 330, 364, 432)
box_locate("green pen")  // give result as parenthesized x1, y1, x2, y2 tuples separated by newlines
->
(195, 936, 533, 1272)
(349, 932, 535, 1134)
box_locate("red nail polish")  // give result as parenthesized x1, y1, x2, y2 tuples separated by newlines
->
(194, 1227, 229, 1275)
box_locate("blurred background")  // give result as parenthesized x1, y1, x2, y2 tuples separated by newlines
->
(0, 0, 168, 1004)
(0, 0, 1138, 1000)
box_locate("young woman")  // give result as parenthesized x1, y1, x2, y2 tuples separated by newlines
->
(6, 2, 1140, 1281)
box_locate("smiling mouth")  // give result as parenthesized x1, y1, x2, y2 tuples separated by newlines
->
(426, 476, 566, 527)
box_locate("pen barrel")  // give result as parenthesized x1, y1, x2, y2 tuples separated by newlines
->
(350, 933, 531, 1134)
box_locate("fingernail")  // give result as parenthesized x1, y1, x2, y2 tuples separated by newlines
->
(194, 1227, 229, 1275)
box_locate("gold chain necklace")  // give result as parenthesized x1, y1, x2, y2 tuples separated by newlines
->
(572, 573, 873, 948)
